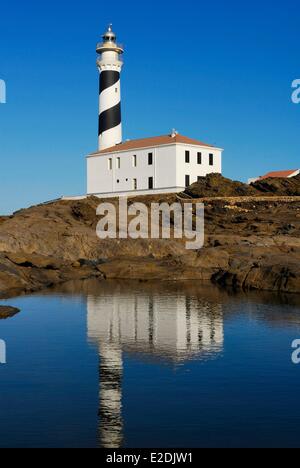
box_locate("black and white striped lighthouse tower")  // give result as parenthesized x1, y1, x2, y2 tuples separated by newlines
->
(96, 25, 124, 151)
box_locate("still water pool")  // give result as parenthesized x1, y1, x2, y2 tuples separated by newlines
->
(0, 280, 300, 448)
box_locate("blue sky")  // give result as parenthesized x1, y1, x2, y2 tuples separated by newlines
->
(0, 0, 299, 214)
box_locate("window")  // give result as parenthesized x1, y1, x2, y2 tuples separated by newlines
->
(108, 158, 112, 170)
(197, 152, 202, 165)
(148, 177, 154, 190)
(209, 153, 214, 166)
(117, 179, 120, 184)
(133, 155, 137, 167)
(185, 175, 190, 187)
(133, 179, 137, 190)
(148, 153, 153, 165)
(185, 151, 190, 163)
(116, 157, 121, 169)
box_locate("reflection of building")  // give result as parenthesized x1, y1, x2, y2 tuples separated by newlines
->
(87, 289, 224, 448)
(88, 294, 223, 361)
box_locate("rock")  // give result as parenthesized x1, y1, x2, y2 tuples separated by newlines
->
(277, 224, 296, 235)
(184, 173, 261, 198)
(0, 306, 20, 319)
(5, 252, 64, 270)
(212, 252, 300, 293)
(0, 258, 30, 296)
(0, 216, 10, 226)
(0, 175, 300, 297)
(185, 173, 300, 199)
(252, 174, 300, 196)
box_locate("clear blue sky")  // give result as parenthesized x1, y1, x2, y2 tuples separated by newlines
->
(0, 0, 299, 214)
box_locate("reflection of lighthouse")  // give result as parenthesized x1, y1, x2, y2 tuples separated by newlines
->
(87, 287, 224, 448)
(98, 344, 123, 448)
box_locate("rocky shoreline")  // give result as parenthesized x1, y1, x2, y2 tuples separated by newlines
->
(1, 175, 300, 299)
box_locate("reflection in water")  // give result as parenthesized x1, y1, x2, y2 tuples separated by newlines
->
(3, 279, 298, 448)
(87, 286, 224, 448)
(98, 344, 123, 448)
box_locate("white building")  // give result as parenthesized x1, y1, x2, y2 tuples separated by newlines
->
(87, 132, 223, 198)
(86, 25, 224, 199)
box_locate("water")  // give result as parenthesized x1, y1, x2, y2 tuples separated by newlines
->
(0, 279, 300, 448)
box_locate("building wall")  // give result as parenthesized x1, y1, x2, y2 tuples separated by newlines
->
(176, 144, 222, 188)
(87, 143, 222, 196)
(87, 147, 157, 195)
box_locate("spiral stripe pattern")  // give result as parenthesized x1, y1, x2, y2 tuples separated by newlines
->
(98, 70, 122, 150)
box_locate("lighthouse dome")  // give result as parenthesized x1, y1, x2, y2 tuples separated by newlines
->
(102, 24, 116, 42)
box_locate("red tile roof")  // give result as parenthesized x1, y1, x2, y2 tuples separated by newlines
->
(259, 169, 299, 180)
(91, 133, 216, 155)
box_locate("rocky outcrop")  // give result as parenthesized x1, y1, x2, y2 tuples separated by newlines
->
(0, 184, 299, 297)
(185, 173, 300, 198)
(0, 251, 104, 298)
(185, 173, 261, 198)
(252, 174, 300, 196)
(212, 252, 300, 293)
(0, 306, 20, 319)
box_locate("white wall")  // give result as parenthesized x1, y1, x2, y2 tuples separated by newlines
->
(155, 145, 177, 190)
(87, 143, 223, 196)
(176, 145, 222, 188)
(88, 147, 156, 195)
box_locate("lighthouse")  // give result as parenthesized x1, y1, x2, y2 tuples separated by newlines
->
(84, 26, 224, 200)
(96, 25, 124, 151)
